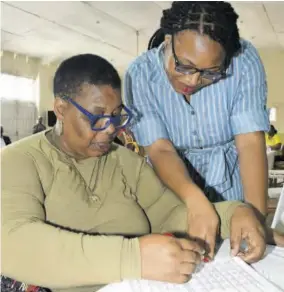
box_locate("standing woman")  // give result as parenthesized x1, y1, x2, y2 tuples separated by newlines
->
(125, 1, 269, 258)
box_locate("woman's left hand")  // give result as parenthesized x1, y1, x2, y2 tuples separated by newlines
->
(229, 205, 266, 263)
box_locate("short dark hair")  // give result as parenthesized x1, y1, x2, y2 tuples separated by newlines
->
(53, 54, 121, 99)
(148, 1, 241, 66)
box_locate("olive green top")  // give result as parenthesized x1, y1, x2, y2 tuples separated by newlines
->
(1, 130, 243, 292)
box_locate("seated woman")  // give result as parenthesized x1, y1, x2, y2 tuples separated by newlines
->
(2, 54, 283, 292)
(266, 125, 282, 151)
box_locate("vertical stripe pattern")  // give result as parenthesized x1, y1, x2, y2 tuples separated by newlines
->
(124, 40, 269, 202)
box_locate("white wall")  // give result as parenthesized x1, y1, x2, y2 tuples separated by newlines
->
(37, 63, 59, 121)
(1, 48, 284, 137)
(258, 49, 284, 136)
(1, 51, 59, 124)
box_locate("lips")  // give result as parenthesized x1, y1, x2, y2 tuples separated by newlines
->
(183, 86, 196, 94)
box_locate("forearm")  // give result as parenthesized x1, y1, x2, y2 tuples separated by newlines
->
(152, 199, 247, 239)
(237, 133, 268, 216)
(148, 149, 203, 203)
(145, 187, 188, 234)
(2, 222, 141, 288)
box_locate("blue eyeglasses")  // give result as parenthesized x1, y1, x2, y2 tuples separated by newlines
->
(64, 97, 133, 131)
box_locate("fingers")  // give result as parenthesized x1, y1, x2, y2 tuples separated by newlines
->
(174, 239, 202, 283)
(178, 238, 205, 255)
(175, 274, 191, 284)
(230, 206, 266, 263)
(205, 229, 217, 259)
(180, 249, 202, 265)
(230, 224, 242, 257)
(179, 262, 196, 276)
(239, 231, 266, 264)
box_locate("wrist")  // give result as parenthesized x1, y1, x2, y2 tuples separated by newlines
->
(243, 203, 266, 225)
(233, 204, 266, 227)
(181, 184, 206, 207)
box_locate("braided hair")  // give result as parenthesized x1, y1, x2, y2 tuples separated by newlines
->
(148, 1, 241, 66)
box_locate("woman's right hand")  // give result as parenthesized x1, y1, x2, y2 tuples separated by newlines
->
(139, 234, 204, 283)
(185, 190, 220, 260)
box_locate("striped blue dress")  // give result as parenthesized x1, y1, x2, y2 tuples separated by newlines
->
(124, 40, 269, 202)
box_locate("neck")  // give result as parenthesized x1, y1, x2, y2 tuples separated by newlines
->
(50, 129, 82, 160)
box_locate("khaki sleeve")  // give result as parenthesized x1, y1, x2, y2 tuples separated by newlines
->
(135, 161, 247, 238)
(135, 160, 188, 234)
(1, 149, 141, 289)
(214, 201, 247, 239)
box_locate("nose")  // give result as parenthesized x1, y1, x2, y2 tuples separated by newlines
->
(105, 123, 116, 136)
(183, 72, 201, 87)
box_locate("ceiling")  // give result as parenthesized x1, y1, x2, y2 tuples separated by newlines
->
(1, 1, 284, 73)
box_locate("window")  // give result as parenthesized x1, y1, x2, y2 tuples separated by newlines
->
(0, 73, 36, 102)
(269, 107, 277, 122)
(0, 73, 38, 142)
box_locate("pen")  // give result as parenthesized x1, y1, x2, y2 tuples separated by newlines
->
(164, 233, 174, 237)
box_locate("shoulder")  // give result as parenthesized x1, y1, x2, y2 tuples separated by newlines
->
(126, 48, 159, 79)
(238, 39, 264, 72)
(1, 132, 47, 165)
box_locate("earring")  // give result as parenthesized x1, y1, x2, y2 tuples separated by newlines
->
(55, 120, 63, 136)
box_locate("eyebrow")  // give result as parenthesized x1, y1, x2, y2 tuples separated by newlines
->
(177, 56, 222, 70)
(92, 103, 123, 114)
(93, 106, 105, 111)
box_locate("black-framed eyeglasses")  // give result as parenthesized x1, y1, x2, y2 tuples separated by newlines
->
(171, 34, 226, 82)
(64, 97, 133, 131)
